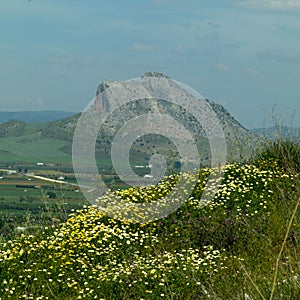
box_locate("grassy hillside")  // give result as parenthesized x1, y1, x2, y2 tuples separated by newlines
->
(0, 140, 299, 299)
(0, 121, 71, 164)
(0, 134, 71, 164)
(0, 116, 183, 171)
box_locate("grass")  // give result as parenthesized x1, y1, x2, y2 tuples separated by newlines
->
(0, 139, 299, 299)
(0, 133, 71, 164)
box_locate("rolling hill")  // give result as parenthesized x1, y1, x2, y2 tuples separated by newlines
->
(0, 111, 76, 124)
(252, 125, 300, 141)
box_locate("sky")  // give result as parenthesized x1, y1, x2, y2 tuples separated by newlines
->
(0, 0, 300, 129)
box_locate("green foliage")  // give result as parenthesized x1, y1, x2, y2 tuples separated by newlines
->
(252, 139, 300, 174)
(46, 191, 57, 199)
(0, 120, 27, 138)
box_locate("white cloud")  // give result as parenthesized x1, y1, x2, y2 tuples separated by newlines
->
(236, 0, 300, 11)
(213, 63, 230, 72)
(131, 43, 157, 51)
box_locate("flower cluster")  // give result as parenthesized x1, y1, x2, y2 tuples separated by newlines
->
(0, 158, 297, 299)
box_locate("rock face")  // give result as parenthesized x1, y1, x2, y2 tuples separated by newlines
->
(91, 72, 254, 161)
(43, 72, 256, 164)
(96, 80, 116, 95)
(141, 71, 170, 79)
(94, 73, 168, 113)
(95, 80, 117, 113)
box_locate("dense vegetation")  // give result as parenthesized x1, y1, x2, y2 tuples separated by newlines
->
(0, 140, 299, 299)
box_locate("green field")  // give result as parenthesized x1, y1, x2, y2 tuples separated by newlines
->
(0, 134, 71, 164)
(0, 130, 79, 228)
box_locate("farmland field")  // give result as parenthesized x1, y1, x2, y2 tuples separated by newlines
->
(0, 134, 71, 164)
(0, 171, 87, 232)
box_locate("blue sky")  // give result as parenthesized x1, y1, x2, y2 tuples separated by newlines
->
(1, 0, 300, 129)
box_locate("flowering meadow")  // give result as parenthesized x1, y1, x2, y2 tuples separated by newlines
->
(0, 140, 299, 299)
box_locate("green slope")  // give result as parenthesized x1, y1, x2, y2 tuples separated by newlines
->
(0, 132, 71, 164)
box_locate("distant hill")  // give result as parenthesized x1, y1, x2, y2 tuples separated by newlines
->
(0, 111, 76, 124)
(0, 120, 27, 138)
(252, 126, 300, 141)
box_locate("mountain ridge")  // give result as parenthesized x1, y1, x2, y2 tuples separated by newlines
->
(39, 72, 256, 165)
(0, 111, 76, 124)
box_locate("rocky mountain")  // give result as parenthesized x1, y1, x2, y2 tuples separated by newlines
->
(42, 72, 256, 166)
(2, 72, 297, 174)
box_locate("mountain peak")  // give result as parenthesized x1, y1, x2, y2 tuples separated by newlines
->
(141, 71, 170, 79)
(96, 80, 117, 96)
